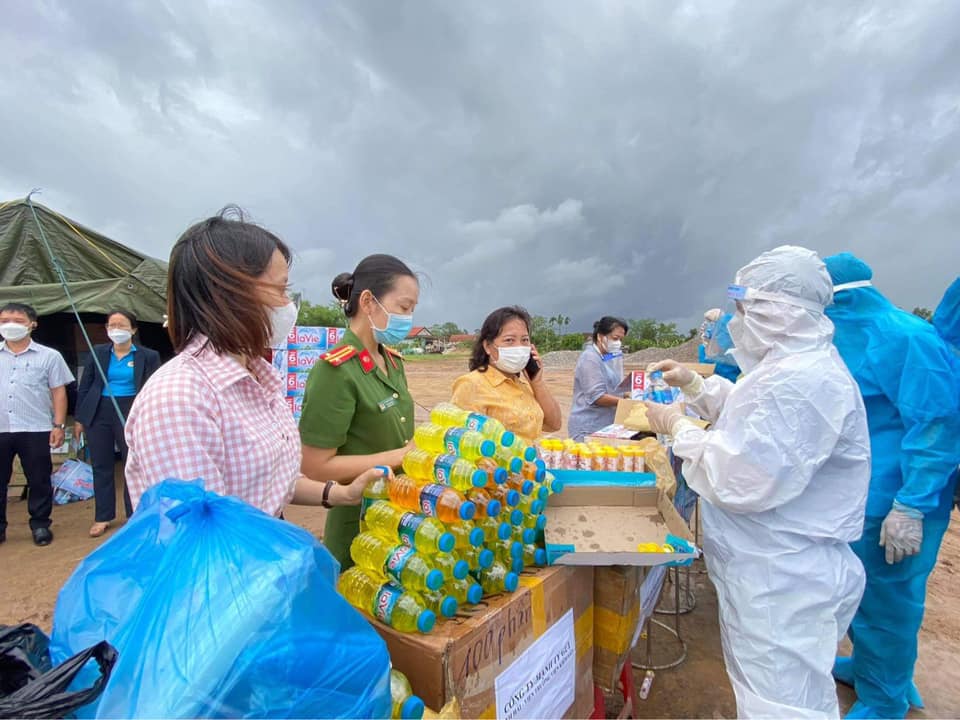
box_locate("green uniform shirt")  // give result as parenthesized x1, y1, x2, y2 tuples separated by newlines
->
(300, 328, 414, 569)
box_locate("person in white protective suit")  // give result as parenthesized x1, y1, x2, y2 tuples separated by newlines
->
(645, 246, 871, 719)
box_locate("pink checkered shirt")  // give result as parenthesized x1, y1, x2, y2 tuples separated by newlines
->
(125, 335, 300, 516)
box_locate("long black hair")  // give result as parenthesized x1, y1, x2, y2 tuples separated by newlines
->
(331, 254, 417, 317)
(469, 306, 532, 372)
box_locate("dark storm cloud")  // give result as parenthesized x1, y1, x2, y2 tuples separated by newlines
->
(2, 0, 958, 331)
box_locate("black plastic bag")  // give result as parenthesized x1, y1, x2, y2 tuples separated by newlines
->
(0, 624, 116, 719)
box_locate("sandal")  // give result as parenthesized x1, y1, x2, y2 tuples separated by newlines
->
(89, 521, 110, 538)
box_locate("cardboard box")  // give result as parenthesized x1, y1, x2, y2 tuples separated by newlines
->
(613, 398, 710, 432)
(543, 484, 695, 566)
(373, 566, 595, 719)
(593, 566, 642, 692)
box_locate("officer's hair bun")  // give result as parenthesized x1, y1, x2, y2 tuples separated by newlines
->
(331, 273, 354, 306)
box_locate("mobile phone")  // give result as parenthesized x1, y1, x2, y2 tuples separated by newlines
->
(525, 354, 541, 380)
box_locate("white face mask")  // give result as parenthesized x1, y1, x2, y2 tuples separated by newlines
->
(494, 345, 531, 374)
(107, 329, 133, 345)
(268, 301, 299, 348)
(727, 312, 767, 373)
(605, 338, 622, 355)
(0, 322, 31, 342)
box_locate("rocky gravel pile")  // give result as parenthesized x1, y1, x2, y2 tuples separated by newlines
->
(541, 338, 701, 369)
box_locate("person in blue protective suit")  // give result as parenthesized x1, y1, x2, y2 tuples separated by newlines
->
(825, 254, 960, 719)
(932, 277, 960, 513)
(645, 246, 871, 719)
(698, 309, 740, 382)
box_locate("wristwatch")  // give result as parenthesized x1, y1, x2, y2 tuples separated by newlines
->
(53, 423, 66, 430)
(321, 481, 335, 509)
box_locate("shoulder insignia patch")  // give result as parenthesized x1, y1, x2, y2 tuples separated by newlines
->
(322, 346, 358, 367)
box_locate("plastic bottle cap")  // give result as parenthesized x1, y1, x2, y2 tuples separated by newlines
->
(509, 509, 524, 526)
(509, 457, 523, 474)
(511, 557, 525, 574)
(534, 467, 546, 483)
(469, 527, 485, 547)
(501, 431, 516, 447)
(523, 447, 538, 462)
(440, 596, 458, 619)
(509, 540, 523, 559)
(478, 548, 495, 569)
(531, 500, 545, 515)
(467, 583, 483, 604)
(480, 439, 496, 457)
(504, 572, 519, 593)
(486, 499, 502, 517)
(497, 522, 512, 540)
(506, 489, 520, 506)
(534, 548, 547, 566)
(401, 696, 426, 720)
(493, 468, 508, 484)
(417, 610, 437, 634)
(536, 485, 549, 501)
(536, 514, 547, 531)
(426, 569, 444, 591)
(521, 480, 534, 495)
(459, 500, 477, 521)
(453, 559, 470, 580)
(522, 528, 536, 544)
(471, 470, 488, 488)
(551, 480, 564, 494)
(534, 458, 546, 470)
(437, 532, 456, 554)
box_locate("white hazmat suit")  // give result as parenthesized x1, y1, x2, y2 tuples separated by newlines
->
(671, 246, 871, 718)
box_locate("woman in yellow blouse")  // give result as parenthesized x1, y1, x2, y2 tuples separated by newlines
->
(451, 306, 562, 441)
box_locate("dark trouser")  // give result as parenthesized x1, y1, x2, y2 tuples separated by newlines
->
(87, 396, 135, 522)
(0, 431, 54, 532)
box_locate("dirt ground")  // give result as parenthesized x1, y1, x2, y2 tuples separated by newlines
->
(1, 357, 958, 718)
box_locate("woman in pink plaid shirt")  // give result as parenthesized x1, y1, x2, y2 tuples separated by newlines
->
(125, 207, 385, 516)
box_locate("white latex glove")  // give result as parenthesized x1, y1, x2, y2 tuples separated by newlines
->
(647, 359, 704, 397)
(879, 502, 923, 565)
(643, 401, 687, 436)
(704, 308, 722, 322)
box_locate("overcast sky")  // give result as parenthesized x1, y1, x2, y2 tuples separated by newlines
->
(2, 1, 958, 332)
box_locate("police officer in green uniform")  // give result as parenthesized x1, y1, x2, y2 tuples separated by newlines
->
(300, 254, 419, 569)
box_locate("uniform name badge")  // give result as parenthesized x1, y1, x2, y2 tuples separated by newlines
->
(377, 396, 398, 412)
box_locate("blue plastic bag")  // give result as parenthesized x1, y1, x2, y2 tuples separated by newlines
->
(50, 480, 391, 719)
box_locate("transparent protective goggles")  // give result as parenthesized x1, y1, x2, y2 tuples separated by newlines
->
(832, 280, 873, 293)
(726, 284, 825, 313)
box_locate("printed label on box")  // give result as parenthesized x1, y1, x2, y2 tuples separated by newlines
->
(290, 326, 329, 350)
(630, 371, 646, 401)
(286, 373, 308, 395)
(286, 349, 324, 372)
(327, 327, 345, 347)
(494, 608, 575, 720)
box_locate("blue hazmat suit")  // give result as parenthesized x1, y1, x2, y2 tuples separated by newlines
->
(699, 312, 740, 381)
(824, 254, 960, 719)
(933, 277, 960, 513)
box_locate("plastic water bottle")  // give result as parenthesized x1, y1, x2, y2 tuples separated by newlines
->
(476, 560, 520, 595)
(414, 423, 497, 461)
(504, 474, 535, 496)
(529, 481, 550, 502)
(421, 590, 459, 620)
(350, 533, 445, 593)
(432, 550, 470, 581)
(484, 483, 521, 508)
(430, 403, 516, 448)
(649, 371, 672, 404)
(464, 487, 503, 518)
(457, 545, 495, 572)
(523, 513, 548, 532)
(520, 461, 546, 483)
(516, 495, 544, 516)
(492, 538, 524, 564)
(492, 445, 526, 473)
(389, 475, 477, 522)
(446, 576, 484, 606)
(359, 472, 391, 532)
(339, 567, 436, 634)
(447, 521, 486, 549)
(511, 526, 537, 545)
(475, 457, 509, 485)
(390, 668, 426, 719)
(364, 502, 455, 555)
(403, 449, 488, 491)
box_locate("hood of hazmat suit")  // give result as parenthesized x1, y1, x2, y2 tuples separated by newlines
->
(672, 246, 871, 719)
(825, 254, 960, 719)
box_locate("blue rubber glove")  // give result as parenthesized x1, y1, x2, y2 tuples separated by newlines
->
(879, 501, 923, 564)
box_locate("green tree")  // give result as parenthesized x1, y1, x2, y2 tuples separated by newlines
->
(297, 300, 345, 327)
(429, 322, 464, 341)
(530, 315, 560, 351)
(913, 307, 933, 322)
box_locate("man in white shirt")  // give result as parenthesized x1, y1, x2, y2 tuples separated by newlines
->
(0, 303, 75, 546)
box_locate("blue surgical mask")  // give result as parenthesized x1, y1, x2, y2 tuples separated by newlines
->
(370, 295, 413, 346)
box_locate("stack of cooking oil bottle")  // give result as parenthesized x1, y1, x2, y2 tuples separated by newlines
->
(338, 403, 563, 636)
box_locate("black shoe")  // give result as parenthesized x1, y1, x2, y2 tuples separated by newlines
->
(0, 529, 6, 544)
(32, 528, 53, 546)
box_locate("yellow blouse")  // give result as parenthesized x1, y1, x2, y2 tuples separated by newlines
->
(450, 366, 545, 441)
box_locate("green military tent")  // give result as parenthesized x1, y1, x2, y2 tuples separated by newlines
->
(0, 197, 168, 320)
(0, 198, 173, 407)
